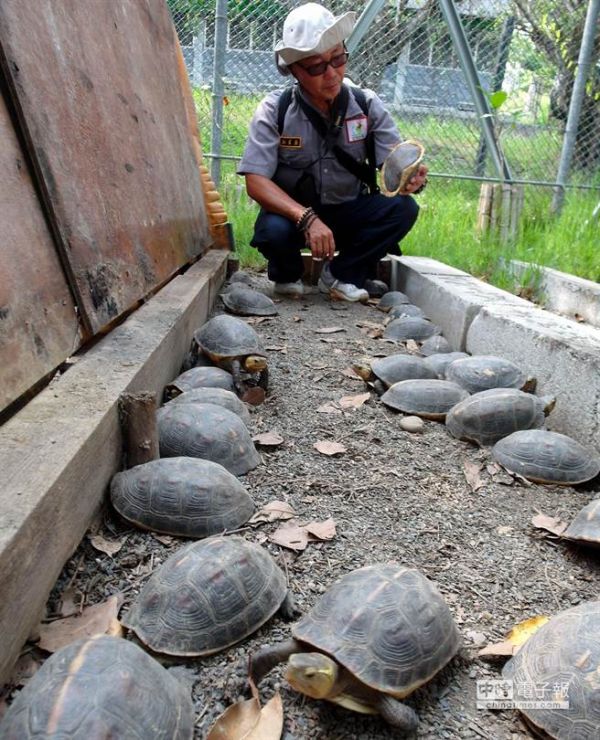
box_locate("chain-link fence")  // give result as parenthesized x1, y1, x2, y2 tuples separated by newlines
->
(169, 0, 600, 221)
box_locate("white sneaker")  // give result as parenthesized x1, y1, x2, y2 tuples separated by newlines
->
(318, 264, 369, 303)
(274, 279, 304, 297)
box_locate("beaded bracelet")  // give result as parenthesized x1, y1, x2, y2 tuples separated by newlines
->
(295, 206, 315, 231)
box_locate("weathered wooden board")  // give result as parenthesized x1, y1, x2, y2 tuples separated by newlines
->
(0, 250, 228, 687)
(0, 88, 82, 411)
(0, 0, 210, 335)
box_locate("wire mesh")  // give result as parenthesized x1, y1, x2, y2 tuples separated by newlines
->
(168, 0, 600, 208)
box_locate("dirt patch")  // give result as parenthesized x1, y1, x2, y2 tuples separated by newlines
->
(5, 270, 600, 739)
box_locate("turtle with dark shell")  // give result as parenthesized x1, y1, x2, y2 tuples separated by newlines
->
(377, 291, 411, 312)
(110, 457, 255, 538)
(502, 601, 600, 738)
(381, 379, 470, 420)
(165, 387, 251, 426)
(164, 366, 235, 400)
(352, 353, 437, 395)
(446, 388, 556, 446)
(423, 352, 470, 379)
(0, 635, 194, 739)
(446, 355, 535, 394)
(123, 536, 295, 657)
(221, 286, 278, 317)
(193, 314, 268, 402)
(383, 316, 442, 342)
(250, 564, 460, 732)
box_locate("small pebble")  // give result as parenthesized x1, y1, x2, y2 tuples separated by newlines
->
(400, 415, 425, 433)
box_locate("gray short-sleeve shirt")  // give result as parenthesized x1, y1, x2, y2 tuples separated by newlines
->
(238, 84, 401, 206)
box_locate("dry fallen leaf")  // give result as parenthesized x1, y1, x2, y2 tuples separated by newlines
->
(314, 326, 346, 334)
(463, 460, 484, 491)
(531, 513, 568, 537)
(317, 401, 341, 414)
(206, 693, 283, 740)
(341, 367, 363, 380)
(479, 615, 549, 658)
(338, 392, 370, 410)
(245, 317, 270, 325)
(314, 440, 347, 456)
(405, 339, 421, 354)
(253, 431, 284, 447)
(152, 533, 176, 546)
(249, 501, 296, 524)
(59, 586, 80, 617)
(38, 595, 123, 653)
(89, 534, 124, 557)
(269, 523, 309, 551)
(305, 518, 336, 541)
(264, 345, 287, 352)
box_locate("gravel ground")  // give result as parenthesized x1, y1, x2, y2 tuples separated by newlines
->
(5, 269, 600, 739)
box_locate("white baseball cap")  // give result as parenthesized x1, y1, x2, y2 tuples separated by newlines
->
(274, 3, 356, 75)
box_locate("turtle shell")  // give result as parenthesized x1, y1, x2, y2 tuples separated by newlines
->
(221, 286, 278, 317)
(371, 354, 437, 387)
(165, 387, 251, 426)
(123, 536, 288, 657)
(381, 379, 470, 420)
(228, 270, 254, 286)
(0, 635, 194, 738)
(387, 303, 426, 320)
(420, 335, 451, 356)
(158, 403, 260, 476)
(377, 291, 410, 312)
(564, 499, 600, 546)
(110, 457, 255, 538)
(446, 355, 528, 394)
(491, 429, 600, 485)
(383, 317, 442, 343)
(446, 389, 554, 446)
(380, 140, 425, 197)
(292, 564, 460, 698)
(165, 366, 235, 400)
(423, 352, 470, 379)
(194, 314, 265, 363)
(502, 601, 600, 738)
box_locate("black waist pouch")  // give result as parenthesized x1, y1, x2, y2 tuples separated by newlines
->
(273, 165, 319, 208)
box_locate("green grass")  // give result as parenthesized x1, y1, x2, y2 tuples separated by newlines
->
(195, 89, 600, 287)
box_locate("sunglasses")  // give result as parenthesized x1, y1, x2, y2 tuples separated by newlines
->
(296, 51, 349, 77)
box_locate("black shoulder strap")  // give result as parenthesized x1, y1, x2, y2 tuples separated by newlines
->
(277, 84, 379, 195)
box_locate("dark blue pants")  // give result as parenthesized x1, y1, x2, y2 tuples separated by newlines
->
(250, 192, 419, 288)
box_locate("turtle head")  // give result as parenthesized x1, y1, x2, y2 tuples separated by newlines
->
(285, 653, 339, 699)
(244, 355, 267, 373)
(542, 395, 557, 415)
(351, 359, 374, 382)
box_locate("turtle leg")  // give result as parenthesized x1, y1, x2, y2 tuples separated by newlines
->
(374, 695, 418, 734)
(249, 639, 302, 685)
(229, 358, 245, 395)
(258, 366, 269, 392)
(278, 590, 300, 619)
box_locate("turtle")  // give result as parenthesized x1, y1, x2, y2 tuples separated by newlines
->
(420, 335, 451, 356)
(445, 388, 556, 446)
(157, 402, 260, 476)
(220, 286, 278, 317)
(423, 352, 470, 379)
(364, 278, 389, 298)
(377, 291, 411, 312)
(387, 303, 426, 320)
(110, 457, 255, 538)
(563, 498, 600, 547)
(193, 314, 268, 400)
(502, 600, 600, 739)
(249, 564, 460, 732)
(381, 379, 470, 420)
(0, 635, 194, 739)
(446, 355, 535, 394)
(380, 139, 425, 197)
(123, 535, 295, 657)
(165, 387, 251, 426)
(491, 429, 600, 485)
(228, 270, 255, 286)
(164, 366, 235, 401)
(383, 317, 442, 343)
(352, 353, 437, 394)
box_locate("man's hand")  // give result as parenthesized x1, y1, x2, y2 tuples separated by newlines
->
(400, 163, 428, 195)
(305, 216, 335, 260)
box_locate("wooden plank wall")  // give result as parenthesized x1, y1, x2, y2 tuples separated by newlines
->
(0, 0, 212, 411)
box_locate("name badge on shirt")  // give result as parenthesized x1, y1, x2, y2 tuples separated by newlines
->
(280, 136, 302, 148)
(345, 115, 368, 143)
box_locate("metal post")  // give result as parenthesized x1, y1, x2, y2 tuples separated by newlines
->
(551, 0, 600, 214)
(346, 0, 386, 54)
(437, 0, 512, 182)
(211, 0, 228, 188)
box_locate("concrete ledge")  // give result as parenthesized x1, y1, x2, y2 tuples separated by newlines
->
(508, 260, 600, 328)
(393, 256, 531, 350)
(391, 255, 600, 453)
(0, 250, 227, 685)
